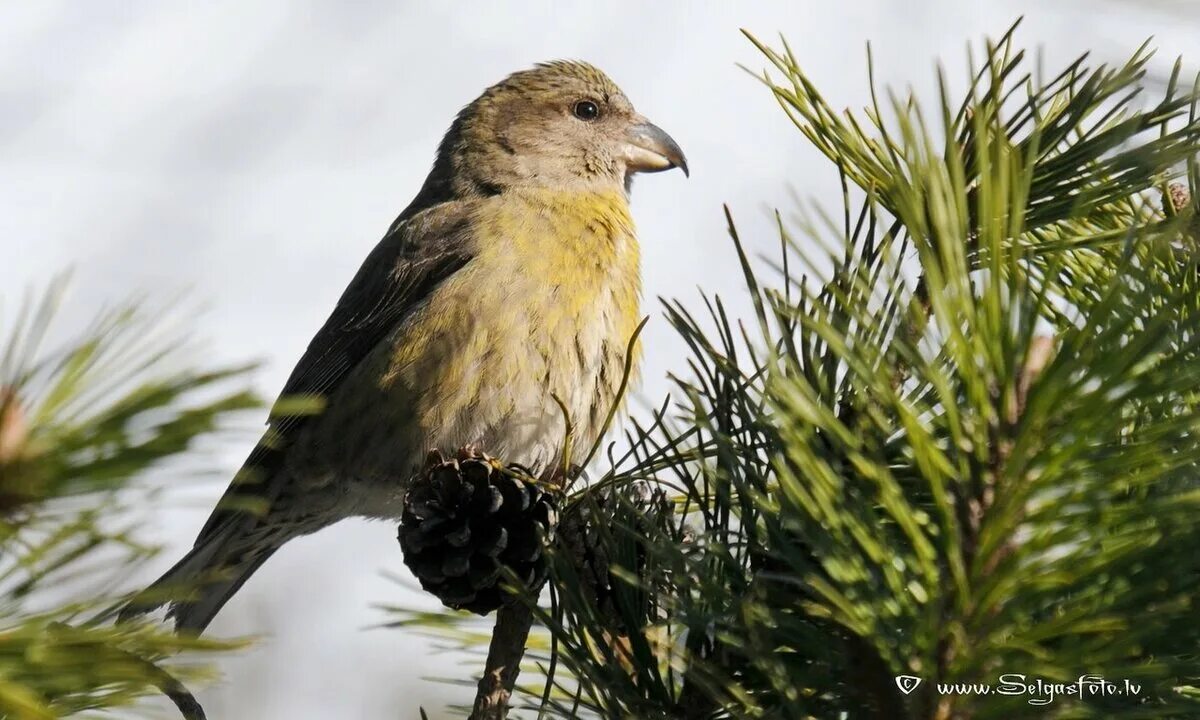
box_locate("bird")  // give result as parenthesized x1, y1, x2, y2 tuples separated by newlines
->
(121, 60, 687, 634)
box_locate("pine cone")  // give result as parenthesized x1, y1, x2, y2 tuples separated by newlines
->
(399, 449, 559, 614)
(559, 481, 674, 631)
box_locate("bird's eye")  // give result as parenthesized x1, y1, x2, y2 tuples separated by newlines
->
(572, 100, 600, 121)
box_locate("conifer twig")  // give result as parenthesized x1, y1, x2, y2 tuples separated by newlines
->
(110, 644, 207, 720)
(468, 602, 533, 720)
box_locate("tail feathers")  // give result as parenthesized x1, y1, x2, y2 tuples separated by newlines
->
(120, 528, 281, 635)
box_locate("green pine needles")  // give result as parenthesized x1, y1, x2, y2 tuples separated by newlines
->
(401, 21, 1200, 720)
(0, 280, 257, 719)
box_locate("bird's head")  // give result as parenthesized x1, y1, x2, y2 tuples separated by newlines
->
(431, 61, 688, 198)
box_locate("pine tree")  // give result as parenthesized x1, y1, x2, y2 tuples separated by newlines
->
(0, 279, 256, 719)
(397, 21, 1200, 720)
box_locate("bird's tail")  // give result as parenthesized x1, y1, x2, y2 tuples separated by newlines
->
(119, 524, 284, 634)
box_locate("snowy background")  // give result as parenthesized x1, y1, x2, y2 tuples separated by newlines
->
(1, 1, 1196, 717)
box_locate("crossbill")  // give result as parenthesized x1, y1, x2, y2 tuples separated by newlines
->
(123, 61, 687, 633)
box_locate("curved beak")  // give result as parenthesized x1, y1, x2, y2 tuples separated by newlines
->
(623, 117, 688, 177)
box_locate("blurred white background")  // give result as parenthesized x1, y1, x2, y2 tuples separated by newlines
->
(1, 1, 1196, 717)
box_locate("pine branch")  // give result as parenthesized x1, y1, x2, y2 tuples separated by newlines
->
(393, 22, 1200, 720)
(0, 281, 256, 717)
(469, 603, 533, 720)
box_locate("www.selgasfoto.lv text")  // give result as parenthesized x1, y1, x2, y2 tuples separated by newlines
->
(932, 674, 1142, 706)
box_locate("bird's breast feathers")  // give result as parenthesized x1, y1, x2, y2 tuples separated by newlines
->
(381, 188, 641, 473)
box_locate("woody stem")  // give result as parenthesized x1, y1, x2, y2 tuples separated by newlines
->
(468, 602, 534, 720)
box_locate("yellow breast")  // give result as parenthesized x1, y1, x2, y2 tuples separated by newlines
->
(384, 188, 642, 469)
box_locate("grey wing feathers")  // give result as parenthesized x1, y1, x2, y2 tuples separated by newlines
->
(275, 207, 475, 417)
(196, 201, 478, 543)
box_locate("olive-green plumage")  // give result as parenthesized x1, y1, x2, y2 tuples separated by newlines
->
(122, 61, 687, 633)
